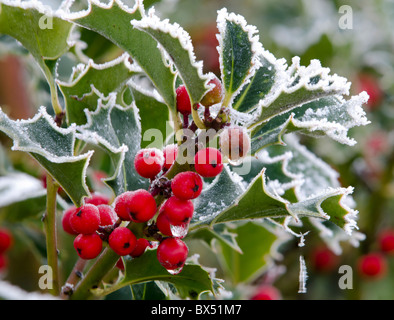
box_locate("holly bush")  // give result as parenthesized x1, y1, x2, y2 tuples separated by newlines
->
(0, 0, 376, 300)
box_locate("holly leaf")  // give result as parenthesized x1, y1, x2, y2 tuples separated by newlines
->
(0, 2, 73, 107)
(129, 82, 171, 149)
(217, 8, 262, 105)
(131, 9, 209, 106)
(67, 0, 177, 111)
(217, 221, 277, 284)
(116, 249, 215, 300)
(58, 53, 140, 125)
(76, 95, 148, 196)
(250, 93, 370, 154)
(0, 107, 92, 205)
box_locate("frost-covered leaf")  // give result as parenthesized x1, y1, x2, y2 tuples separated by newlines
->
(76, 94, 147, 195)
(58, 53, 140, 125)
(254, 57, 353, 124)
(250, 93, 370, 154)
(218, 221, 277, 284)
(0, 1, 73, 105)
(118, 249, 215, 299)
(65, 0, 176, 110)
(129, 81, 171, 149)
(131, 9, 209, 105)
(231, 54, 277, 113)
(0, 107, 92, 205)
(191, 166, 245, 229)
(217, 8, 262, 105)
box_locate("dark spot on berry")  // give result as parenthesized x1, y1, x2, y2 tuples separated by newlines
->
(211, 163, 217, 168)
(192, 184, 200, 192)
(123, 242, 130, 249)
(176, 260, 185, 267)
(77, 248, 82, 254)
(129, 211, 137, 220)
(76, 210, 82, 217)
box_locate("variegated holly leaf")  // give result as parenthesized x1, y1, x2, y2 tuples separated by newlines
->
(0, 107, 92, 205)
(58, 53, 140, 125)
(76, 95, 147, 196)
(65, 0, 177, 111)
(0, 1, 73, 109)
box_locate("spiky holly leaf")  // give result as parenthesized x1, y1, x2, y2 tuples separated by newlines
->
(0, 107, 92, 205)
(131, 9, 209, 106)
(217, 8, 261, 106)
(0, 1, 73, 108)
(66, 0, 176, 111)
(249, 93, 370, 154)
(76, 95, 147, 196)
(58, 53, 140, 125)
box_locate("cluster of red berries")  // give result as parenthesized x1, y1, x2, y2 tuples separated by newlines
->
(62, 194, 152, 263)
(0, 228, 13, 271)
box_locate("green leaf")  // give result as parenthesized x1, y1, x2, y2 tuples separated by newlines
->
(118, 249, 215, 300)
(130, 281, 168, 300)
(129, 82, 171, 149)
(232, 54, 276, 113)
(217, 8, 260, 105)
(191, 166, 245, 229)
(76, 96, 148, 196)
(58, 53, 140, 125)
(254, 57, 353, 124)
(250, 93, 370, 154)
(218, 221, 277, 283)
(131, 11, 209, 105)
(69, 0, 176, 111)
(0, 2, 73, 109)
(0, 107, 92, 205)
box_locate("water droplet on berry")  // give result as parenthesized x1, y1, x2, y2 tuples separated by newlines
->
(170, 223, 189, 238)
(167, 266, 183, 275)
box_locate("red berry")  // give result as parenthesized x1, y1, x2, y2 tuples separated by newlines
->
(156, 211, 189, 238)
(85, 193, 110, 206)
(379, 230, 394, 254)
(97, 205, 117, 227)
(160, 196, 194, 225)
(134, 148, 164, 179)
(200, 75, 224, 107)
(114, 189, 157, 223)
(73, 233, 103, 260)
(0, 228, 13, 254)
(357, 74, 383, 110)
(219, 126, 250, 162)
(311, 246, 339, 273)
(358, 253, 387, 278)
(176, 85, 192, 115)
(171, 172, 203, 200)
(130, 238, 151, 258)
(109, 227, 137, 256)
(62, 206, 80, 235)
(163, 144, 178, 171)
(250, 285, 281, 300)
(157, 237, 188, 271)
(69, 204, 101, 235)
(194, 147, 223, 178)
